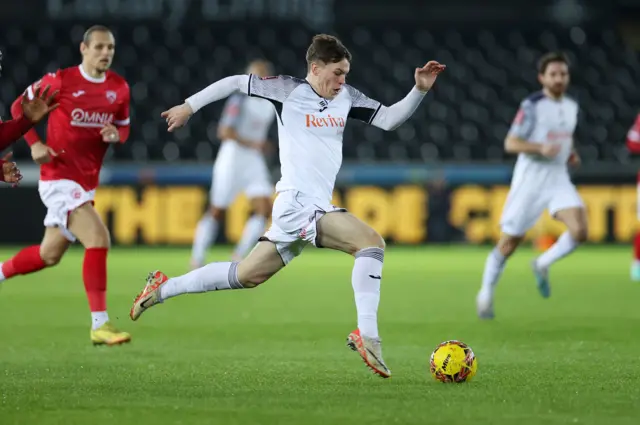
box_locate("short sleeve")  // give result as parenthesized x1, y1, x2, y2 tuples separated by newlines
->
(247, 74, 302, 104)
(218, 94, 244, 128)
(508, 99, 537, 140)
(345, 85, 382, 124)
(26, 71, 62, 100)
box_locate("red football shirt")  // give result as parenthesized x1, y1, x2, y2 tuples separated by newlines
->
(11, 65, 130, 191)
(627, 113, 640, 154)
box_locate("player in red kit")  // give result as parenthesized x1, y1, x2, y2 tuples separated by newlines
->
(0, 26, 132, 346)
(626, 113, 640, 280)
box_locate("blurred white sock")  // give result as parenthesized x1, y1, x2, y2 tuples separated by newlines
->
(536, 231, 578, 269)
(191, 214, 219, 266)
(479, 247, 506, 300)
(234, 215, 266, 260)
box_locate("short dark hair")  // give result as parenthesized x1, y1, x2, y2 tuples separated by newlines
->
(537, 52, 570, 74)
(83, 25, 113, 45)
(305, 34, 352, 68)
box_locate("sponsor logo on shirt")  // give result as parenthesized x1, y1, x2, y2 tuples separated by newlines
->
(70, 108, 114, 128)
(546, 131, 572, 141)
(305, 114, 345, 128)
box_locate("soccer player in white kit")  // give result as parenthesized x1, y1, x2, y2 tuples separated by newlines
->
(191, 60, 277, 268)
(476, 52, 588, 319)
(130, 34, 445, 378)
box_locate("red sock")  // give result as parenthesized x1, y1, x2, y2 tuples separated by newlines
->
(83, 248, 108, 312)
(1, 245, 47, 279)
(634, 232, 640, 261)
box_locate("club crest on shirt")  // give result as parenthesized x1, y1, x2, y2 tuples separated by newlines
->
(106, 90, 117, 104)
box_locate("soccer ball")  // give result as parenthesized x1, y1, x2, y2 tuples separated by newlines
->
(429, 340, 478, 383)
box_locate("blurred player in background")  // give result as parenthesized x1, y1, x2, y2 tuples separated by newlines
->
(132, 34, 445, 378)
(625, 113, 640, 280)
(0, 49, 58, 170)
(0, 26, 132, 346)
(190, 59, 276, 269)
(477, 52, 586, 319)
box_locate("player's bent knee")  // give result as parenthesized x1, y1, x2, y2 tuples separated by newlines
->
(81, 227, 111, 249)
(39, 247, 65, 267)
(497, 234, 522, 257)
(210, 207, 226, 221)
(570, 226, 588, 243)
(353, 229, 385, 254)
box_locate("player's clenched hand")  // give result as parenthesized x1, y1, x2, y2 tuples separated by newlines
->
(540, 143, 561, 158)
(1, 153, 23, 186)
(161, 103, 193, 132)
(101, 123, 120, 143)
(30, 141, 60, 164)
(21, 85, 59, 124)
(414, 61, 446, 92)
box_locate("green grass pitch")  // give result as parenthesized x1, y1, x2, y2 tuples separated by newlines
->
(0, 245, 638, 425)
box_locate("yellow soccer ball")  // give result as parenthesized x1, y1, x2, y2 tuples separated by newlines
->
(429, 340, 478, 383)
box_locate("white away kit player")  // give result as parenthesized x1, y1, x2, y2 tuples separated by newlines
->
(191, 60, 277, 268)
(132, 34, 445, 378)
(476, 52, 587, 319)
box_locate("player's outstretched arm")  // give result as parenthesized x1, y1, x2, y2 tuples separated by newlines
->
(11, 77, 61, 164)
(369, 61, 445, 131)
(5, 84, 58, 152)
(0, 117, 32, 151)
(162, 75, 250, 132)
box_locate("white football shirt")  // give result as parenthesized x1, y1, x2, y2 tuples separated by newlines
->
(246, 75, 384, 201)
(218, 93, 276, 147)
(508, 91, 579, 178)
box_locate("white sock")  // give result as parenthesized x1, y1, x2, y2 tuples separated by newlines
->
(352, 247, 384, 339)
(191, 214, 219, 265)
(0, 263, 5, 282)
(91, 311, 109, 330)
(536, 231, 578, 269)
(234, 215, 267, 260)
(159, 262, 244, 301)
(479, 247, 507, 300)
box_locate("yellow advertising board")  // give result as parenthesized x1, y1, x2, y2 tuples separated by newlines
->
(92, 185, 637, 245)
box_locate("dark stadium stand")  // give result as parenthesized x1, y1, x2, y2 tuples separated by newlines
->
(1, 23, 638, 163)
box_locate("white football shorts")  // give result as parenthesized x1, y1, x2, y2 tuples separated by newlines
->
(38, 179, 96, 242)
(500, 172, 584, 237)
(210, 141, 273, 208)
(260, 190, 346, 265)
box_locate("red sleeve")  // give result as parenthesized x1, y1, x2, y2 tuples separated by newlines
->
(11, 71, 62, 147)
(0, 116, 33, 150)
(113, 82, 130, 144)
(626, 113, 640, 154)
